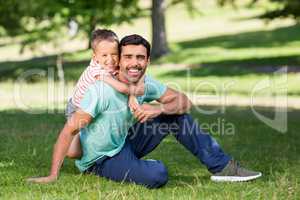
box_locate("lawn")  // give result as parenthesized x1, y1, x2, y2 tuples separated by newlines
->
(1, 1, 300, 199)
(0, 107, 299, 199)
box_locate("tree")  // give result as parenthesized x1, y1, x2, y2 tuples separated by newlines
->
(0, 0, 198, 61)
(150, 0, 198, 60)
(0, 0, 142, 49)
(66, 0, 142, 48)
(151, 0, 169, 59)
(0, 0, 142, 82)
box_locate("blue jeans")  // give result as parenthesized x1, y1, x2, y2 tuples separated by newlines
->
(87, 114, 231, 188)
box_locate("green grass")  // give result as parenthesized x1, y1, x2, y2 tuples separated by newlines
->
(1, 2, 300, 199)
(0, 107, 299, 199)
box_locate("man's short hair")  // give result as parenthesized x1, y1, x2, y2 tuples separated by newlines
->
(91, 29, 119, 51)
(119, 34, 151, 58)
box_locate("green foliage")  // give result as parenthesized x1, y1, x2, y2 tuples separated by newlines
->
(65, 0, 142, 38)
(0, 0, 63, 36)
(0, 0, 142, 49)
(166, 0, 201, 17)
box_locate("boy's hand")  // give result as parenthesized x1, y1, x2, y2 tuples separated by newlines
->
(128, 96, 140, 112)
(129, 84, 145, 96)
(95, 71, 112, 81)
(27, 175, 58, 184)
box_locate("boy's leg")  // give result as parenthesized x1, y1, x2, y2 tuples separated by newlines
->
(128, 114, 231, 174)
(65, 99, 82, 159)
(66, 133, 82, 159)
(87, 142, 168, 188)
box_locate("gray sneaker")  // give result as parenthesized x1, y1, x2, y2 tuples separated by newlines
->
(210, 160, 262, 182)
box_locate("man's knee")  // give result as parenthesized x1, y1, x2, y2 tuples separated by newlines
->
(145, 161, 168, 189)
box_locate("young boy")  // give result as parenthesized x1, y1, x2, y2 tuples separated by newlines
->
(65, 29, 143, 159)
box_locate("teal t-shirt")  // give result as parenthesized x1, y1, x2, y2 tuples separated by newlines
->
(75, 75, 167, 172)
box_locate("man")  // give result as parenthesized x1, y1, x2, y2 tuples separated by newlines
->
(28, 34, 262, 188)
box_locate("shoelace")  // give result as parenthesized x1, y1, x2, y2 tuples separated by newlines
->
(230, 160, 241, 175)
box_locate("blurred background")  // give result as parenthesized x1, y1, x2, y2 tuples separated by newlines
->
(0, 0, 299, 111)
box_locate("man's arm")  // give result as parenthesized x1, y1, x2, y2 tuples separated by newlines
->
(27, 110, 92, 183)
(131, 87, 193, 123)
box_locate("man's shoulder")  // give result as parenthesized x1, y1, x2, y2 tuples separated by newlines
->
(144, 74, 153, 82)
(144, 75, 163, 85)
(144, 74, 166, 88)
(89, 80, 114, 91)
(139, 74, 167, 102)
(80, 81, 112, 113)
(85, 80, 115, 99)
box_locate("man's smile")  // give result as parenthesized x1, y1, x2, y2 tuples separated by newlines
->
(127, 67, 143, 77)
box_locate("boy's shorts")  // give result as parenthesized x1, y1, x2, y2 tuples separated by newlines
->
(65, 99, 77, 119)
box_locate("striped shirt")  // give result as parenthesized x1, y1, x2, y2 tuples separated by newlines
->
(71, 59, 105, 107)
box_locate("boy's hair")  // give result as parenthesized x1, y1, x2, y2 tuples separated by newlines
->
(91, 29, 119, 51)
(119, 34, 151, 58)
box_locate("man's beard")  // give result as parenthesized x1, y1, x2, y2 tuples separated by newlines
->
(125, 73, 144, 83)
(121, 67, 145, 84)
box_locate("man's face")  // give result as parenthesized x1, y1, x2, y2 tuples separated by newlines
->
(119, 44, 149, 83)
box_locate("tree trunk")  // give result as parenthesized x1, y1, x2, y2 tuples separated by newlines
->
(56, 53, 65, 83)
(87, 16, 97, 49)
(151, 0, 169, 60)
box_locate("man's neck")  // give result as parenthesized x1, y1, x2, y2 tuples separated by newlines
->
(117, 73, 130, 85)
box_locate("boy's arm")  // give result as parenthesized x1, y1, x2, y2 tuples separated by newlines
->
(97, 74, 145, 96)
(27, 110, 92, 184)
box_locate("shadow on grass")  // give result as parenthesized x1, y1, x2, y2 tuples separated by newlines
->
(156, 24, 300, 77)
(1, 24, 300, 82)
(159, 54, 300, 77)
(0, 54, 90, 82)
(177, 24, 300, 50)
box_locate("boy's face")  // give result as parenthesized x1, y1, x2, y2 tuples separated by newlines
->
(93, 40, 119, 73)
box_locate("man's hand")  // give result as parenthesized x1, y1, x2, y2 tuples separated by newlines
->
(132, 104, 162, 123)
(27, 175, 57, 184)
(26, 110, 92, 184)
